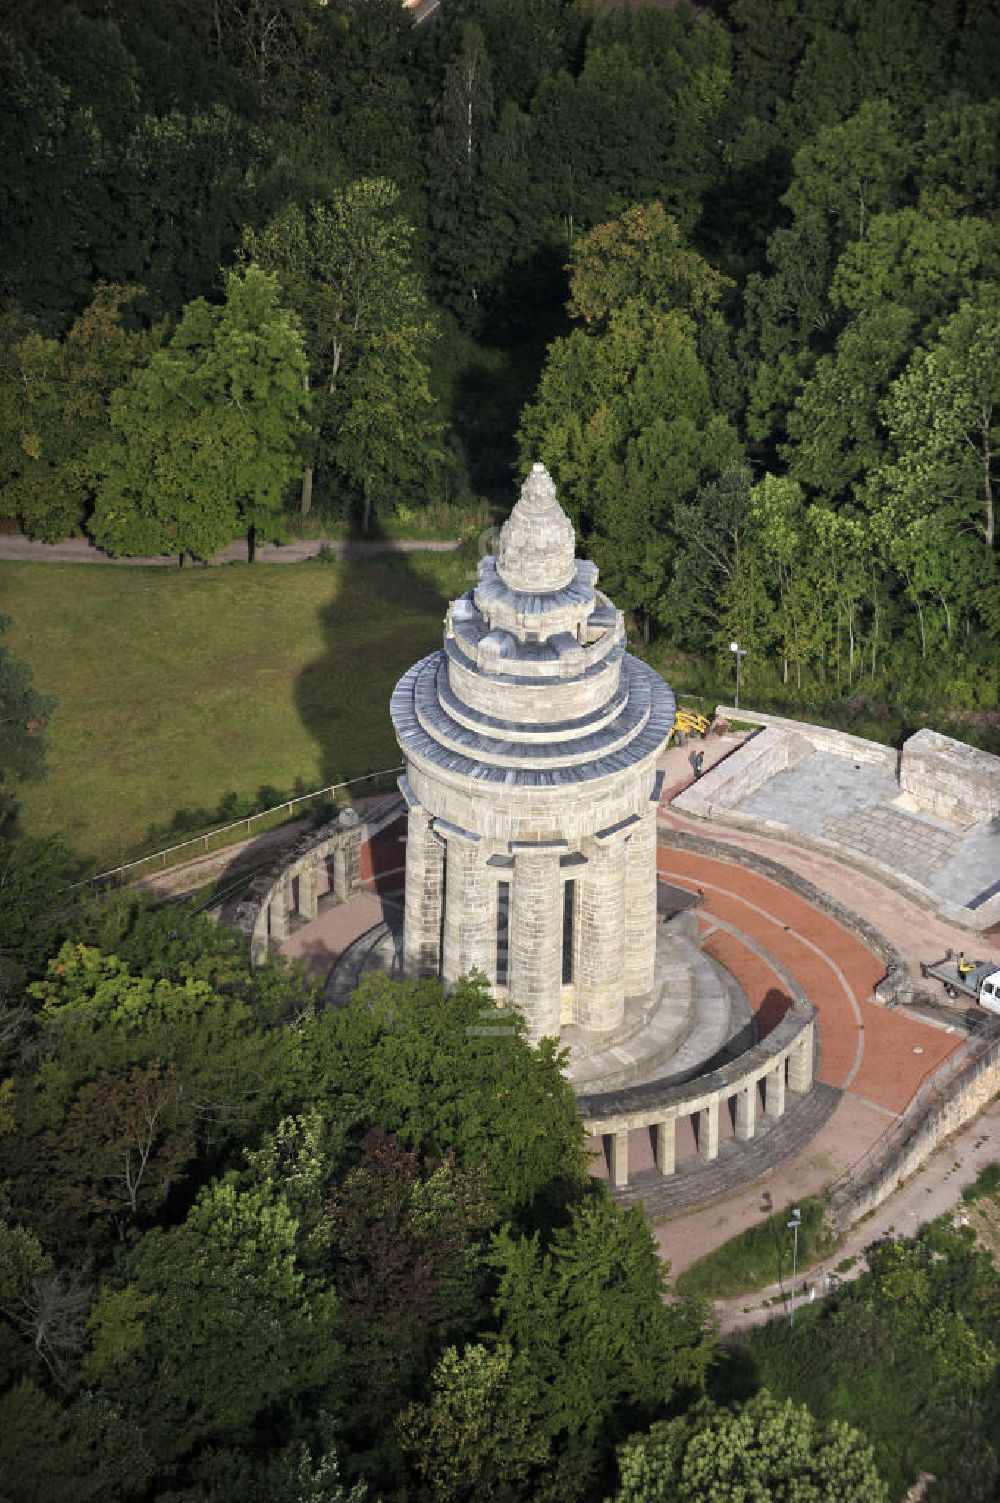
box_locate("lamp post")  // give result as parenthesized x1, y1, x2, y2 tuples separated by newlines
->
(730, 642, 747, 711)
(787, 1206, 802, 1326)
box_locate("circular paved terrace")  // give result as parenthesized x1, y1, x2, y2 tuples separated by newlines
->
(277, 734, 984, 1275)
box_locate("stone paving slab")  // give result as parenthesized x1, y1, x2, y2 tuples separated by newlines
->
(736, 750, 898, 836)
(823, 803, 965, 886)
(718, 746, 1000, 915)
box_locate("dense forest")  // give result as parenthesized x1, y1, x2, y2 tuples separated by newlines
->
(1, 0, 997, 716)
(2, 4, 1000, 1498)
(5, 884, 975, 1503)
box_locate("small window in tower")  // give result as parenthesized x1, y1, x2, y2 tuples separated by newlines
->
(562, 879, 575, 985)
(496, 880, 510, 986)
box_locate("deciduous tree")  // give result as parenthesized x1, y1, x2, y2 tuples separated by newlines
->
(91, 265, 309, 561)
(611, 1392, 889, 1503)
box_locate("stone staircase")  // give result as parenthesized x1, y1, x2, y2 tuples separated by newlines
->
(565, 932, 749, 1094)
(609, 1081, 842, 1218)
(326, 920, 403, 1006)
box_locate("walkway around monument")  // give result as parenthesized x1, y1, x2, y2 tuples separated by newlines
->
(0, 534, 462, 566)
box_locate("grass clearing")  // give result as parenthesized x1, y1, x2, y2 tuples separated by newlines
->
(2, 549, 473, 866)
(675, 1195, 835, 1299)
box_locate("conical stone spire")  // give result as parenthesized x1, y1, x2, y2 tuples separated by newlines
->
(495, 462, 577, 594)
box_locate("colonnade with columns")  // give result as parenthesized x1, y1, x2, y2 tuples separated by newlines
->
(584, 1004, 817, 1189)
(401, 797, 660, 1035)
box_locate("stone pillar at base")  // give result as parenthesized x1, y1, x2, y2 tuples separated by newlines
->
(331, 843, 349, 901)
(735, 1083, 757, 1141)
(654, 1118, 676, 1176)
(298, 861, 318, 921)
(609, 1129, 629, 1189)
(766, 1061, 786, 1119)
(574, 835, 627, 1030)
(509, 848, 563, 1039)
(402, 806, 445, 978)
(787, 1024, 815, 1093)
(697, 1103, 719, 1162)
(624, 812, 658, 997)
(269, 883, 288, 943)
(441, 835, 493, 983)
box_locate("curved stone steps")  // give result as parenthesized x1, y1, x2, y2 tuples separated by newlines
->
(326, 921, 403, 1007)
(565, 932, 744, 1094)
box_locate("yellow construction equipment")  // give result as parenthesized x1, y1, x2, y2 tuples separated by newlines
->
(672, 707, 710, 740)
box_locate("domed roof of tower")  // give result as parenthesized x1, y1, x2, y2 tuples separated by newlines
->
(495, 462, 577, 594)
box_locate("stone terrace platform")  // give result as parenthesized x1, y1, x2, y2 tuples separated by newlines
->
(675, 711, 1000, 932)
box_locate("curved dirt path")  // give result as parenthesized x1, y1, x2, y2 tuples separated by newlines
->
(0, 535, 462, 566)
(712, 1095, 1000, 1334)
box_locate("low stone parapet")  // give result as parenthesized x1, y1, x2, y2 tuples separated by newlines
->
(827, 1020, 1000, 1234)
(712, 706, 898, 770)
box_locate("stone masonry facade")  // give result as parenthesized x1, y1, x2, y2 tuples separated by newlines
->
(390, 463, 675, 1040)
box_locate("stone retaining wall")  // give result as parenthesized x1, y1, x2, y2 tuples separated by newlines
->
(713, 706, 898, 769)
(900, 727, 1000, 829)
(827, 1021, 1000, 1234)
(674, 725, 807, 819)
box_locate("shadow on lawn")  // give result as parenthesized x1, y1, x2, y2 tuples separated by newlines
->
(293, 513, 458, 794)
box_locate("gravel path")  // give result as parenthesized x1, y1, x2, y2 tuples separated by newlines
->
(0, 535, 462, 566)
(712, 1096, 1000, 1332)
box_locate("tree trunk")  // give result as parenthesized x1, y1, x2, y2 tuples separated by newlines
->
(178, 552, 185, 569)
(300, 370, 314, 516)
(247, 525, 256, 564)
(982, 409, 994, 549)
(362, 477, 372, 534)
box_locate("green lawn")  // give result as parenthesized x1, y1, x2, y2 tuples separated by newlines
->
(674, 1195, 834, 1299)
(2, 549, 472, 866)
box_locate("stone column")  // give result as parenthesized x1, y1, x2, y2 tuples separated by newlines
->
(441, 836, 493, 984)
(624, 811, 658, 997)
(654, 1118, 676, 1176)
(298, 861, 319, 921)
(575, 835, 627, 1030)
(697, 1102, 719, 1162)
(734, 1082, 757, 1142)
(331, 841, 350, 901)
(765, 1060, 786, 1119)
(787, 1024, 815, 1094)
(269, 882, 289, 943)
(251, 919, 269, 968)
(403, 806, 445, 978)
(509, 848, 563, 1039)
(608, 1129, 629, 1190)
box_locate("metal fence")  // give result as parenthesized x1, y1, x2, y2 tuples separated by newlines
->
(71, 764, 405, 890)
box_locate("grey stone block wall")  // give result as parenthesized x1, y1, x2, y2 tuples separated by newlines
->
(402, 806, 444, 978)
(625, 812, 658, 998)
(442, 834, 494, 984)
(900, 728, 1000, 828)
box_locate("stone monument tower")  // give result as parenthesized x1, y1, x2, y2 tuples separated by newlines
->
(390, 463, 675, 1040)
